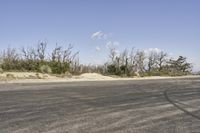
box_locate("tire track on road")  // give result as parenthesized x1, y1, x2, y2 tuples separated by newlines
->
(164, 89, 200, 120)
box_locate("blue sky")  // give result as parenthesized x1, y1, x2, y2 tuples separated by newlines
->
(0, 0, 200, 71)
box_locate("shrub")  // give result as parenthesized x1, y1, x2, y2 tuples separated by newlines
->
(49, 61, 70, 74)
(0, 68, 3, 74)
(6, 74, 15, 79)
(65, 71, 72, 78)
(107, 64, 117, 75)
(39, 65, 52, 74)
(139, 72, 149, 77)
(35, 73, 42, 79)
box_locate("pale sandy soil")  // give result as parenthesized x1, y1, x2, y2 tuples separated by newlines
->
(0, 72, 199, 84)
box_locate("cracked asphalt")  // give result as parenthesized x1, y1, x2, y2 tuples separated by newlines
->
(0, 77, 200, 133)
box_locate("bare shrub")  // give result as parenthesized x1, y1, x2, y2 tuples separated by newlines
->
(1, 48, 21, 71)
(39, 65, 52, 74)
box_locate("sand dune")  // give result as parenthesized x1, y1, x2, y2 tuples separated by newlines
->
(0, 72, 199, 84)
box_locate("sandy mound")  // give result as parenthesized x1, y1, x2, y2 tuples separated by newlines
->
(78, 73, 113, 80)
(0, 72, 59, 80)
(0, 72, 198, 84)
(0, 72, 115, 83)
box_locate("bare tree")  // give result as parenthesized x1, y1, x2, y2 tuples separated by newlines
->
(22, 47, 37, 61)
(62, 44, 73, 63)
(50, 44, 80, 74)
(147, 51, 158, 72)
(118, 49, 129, 75)
(21, 46, 39, 71)
(108, 47, 118, 64)
(134, 50, 146, 72)
(37, 42, 47, 62)
(129, 47, 136, 65)
(1, 48, 20, 70)
(128, 47, 138, 73)
(70, 52, 80, 74)
(169, 56, 192, 75)
(51, 44, 62, 62)
(69, 51, 79, 64)
(156, 51, 168, 71)
(120, 49, 128, 66)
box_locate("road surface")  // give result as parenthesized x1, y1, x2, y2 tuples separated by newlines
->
(0, 77, 200, 133)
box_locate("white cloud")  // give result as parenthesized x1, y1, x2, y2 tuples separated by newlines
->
(144, 48, 162, 55)
(93, 59, 103, 65)
(106, 41, 120, 49)
(91, 31, 113, 40)
(115, 49, 120, 57)
(194, 63, 200, 72)
(168, 52, 173, 57)
(95, 46, 101, 52)
(91, 31, 107, 40)
(89, 56, 104, 65)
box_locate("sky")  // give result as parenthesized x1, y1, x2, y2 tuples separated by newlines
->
(0, 0, 199, 71)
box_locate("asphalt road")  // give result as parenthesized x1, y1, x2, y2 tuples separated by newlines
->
(0, 78, 200, 133)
